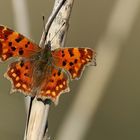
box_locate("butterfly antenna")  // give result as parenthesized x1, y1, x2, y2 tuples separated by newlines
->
(50, 22, 66, 43)
(42, 15, 45, 31)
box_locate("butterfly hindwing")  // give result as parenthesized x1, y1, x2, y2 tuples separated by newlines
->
(52, 47, 96, 80)
(5, 59, 34, 96)
(0, 25, 41, 61)
(37, 67, 69, 102)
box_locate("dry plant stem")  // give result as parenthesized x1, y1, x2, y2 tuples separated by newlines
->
(39, 0, 67, 48)
(25, 0, 74, 140)
(56, 0, 140, 140)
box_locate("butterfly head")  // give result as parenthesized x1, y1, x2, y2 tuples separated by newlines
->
(46, 40, 51, 49)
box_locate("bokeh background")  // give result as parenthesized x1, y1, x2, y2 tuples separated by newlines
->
(0, 0, 140, 140)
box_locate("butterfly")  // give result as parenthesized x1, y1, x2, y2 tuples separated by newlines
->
(0, 25, 96, 103)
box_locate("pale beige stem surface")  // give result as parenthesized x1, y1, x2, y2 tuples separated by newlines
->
(25, 0, 74, 140)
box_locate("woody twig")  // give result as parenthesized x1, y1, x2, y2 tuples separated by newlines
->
(24, 0, 74, 140)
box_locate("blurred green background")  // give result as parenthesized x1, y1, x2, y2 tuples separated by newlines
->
(0, 0, 140, 140)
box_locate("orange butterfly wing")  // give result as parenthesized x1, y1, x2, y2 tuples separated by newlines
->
(0, 25, 41, 61)
(37, 67, 69, 102)
(5, 59, 34, 96)
(52, 48, 96, 80)
(6, 60, 70, 101)
(0, 26, 96, 102)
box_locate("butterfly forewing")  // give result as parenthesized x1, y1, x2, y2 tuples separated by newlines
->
(0, 25, 41, 61)
(52, 47, 96, 80)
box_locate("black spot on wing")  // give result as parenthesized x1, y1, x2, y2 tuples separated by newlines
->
(74, 59, 78, 63)
(4, 35, 8, 39)
(20, 61, 24, 67)
(69, 62, 74, 66)
(19, 48, 24, 55)
(25, 41, 30, 48)
(68, 49, 74, 57)
(11, 46, 16, 51)
(58, 69, 61, 76)
(25, 44, 28, 48)
(62, 54, 65, 57)
(62, 61, 66, 66)
(15, 34, 24, 43)
(15, 69, 20, 76)
(8, 42, 12, 46)
(24, 73, 30, 77)
(25, 66, 28, 69)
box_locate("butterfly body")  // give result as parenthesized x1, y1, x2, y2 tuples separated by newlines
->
(0, 26, 96, 103)
(28, 41, 56, 91)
